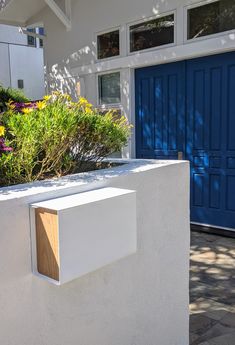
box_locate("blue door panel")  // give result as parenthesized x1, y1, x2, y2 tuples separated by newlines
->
(135, 62, 185, 159)
(136, 51, 235, 229)
(186, 52, 235, 229)
(154, 76, 164, 150)
(228, 65, 235, 150)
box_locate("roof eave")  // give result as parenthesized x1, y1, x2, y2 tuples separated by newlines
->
(0, 18, 26, 26)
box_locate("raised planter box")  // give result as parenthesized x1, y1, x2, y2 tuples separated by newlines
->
(30, 187, 136, 285)
(0, 159, 190, 345)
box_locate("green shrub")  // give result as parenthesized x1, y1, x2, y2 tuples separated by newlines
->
(0, 93, 131, 186)
(0, 85, 29, 112)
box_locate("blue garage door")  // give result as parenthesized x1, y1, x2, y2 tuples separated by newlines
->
(135, 52, 235, 230)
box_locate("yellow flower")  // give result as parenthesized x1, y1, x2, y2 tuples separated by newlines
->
(78, 97, 92, 106)
(85, 107, 93, 114)
(79, 97, 86, 102)
(64, 94, 72, 101)
(22, 108, 33, 114)
(78, 97, 93, 114)
(52, 91, 61, 96)
(43, 95, 52, 102)
(36, 101, 46, 110)
(6, 100, 15, 110)
(0, 126, 5, 136)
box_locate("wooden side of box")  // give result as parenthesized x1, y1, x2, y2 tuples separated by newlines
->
(35, 208, 59, 281)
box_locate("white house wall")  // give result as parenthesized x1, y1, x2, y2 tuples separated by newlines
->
(0, 25, 24, 88)
(0, 24, 27, 45)
(0, 43, 11, 86)
(0, 24, 45, 100)
(9, 44, 45, 100)
(31, 0, 235, 156)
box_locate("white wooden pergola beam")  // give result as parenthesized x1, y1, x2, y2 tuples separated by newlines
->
(65, 0, 71, 20)
(44, 0, 71, 31)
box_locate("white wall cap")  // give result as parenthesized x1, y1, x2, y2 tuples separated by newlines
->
(0, 159, 188, 201)
(31, 187, 135, 211)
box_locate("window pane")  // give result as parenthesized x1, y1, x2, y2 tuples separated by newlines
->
(27, 28, 36, 47)
(130, 14, 174, 52)
(188, 0, 235, 40)
(98, 72, 121, 104)
(97, 30, 120, 59)
(38, 27, 44, 35)
(39, 27, 44, 47)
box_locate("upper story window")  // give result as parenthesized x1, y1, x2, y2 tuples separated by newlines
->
(129, 14, 174, 53)
(27, 28, 36, 47)
(187, 0, 235, 40)
(39, 27, 44, 48)
(97, 30, 120, 60)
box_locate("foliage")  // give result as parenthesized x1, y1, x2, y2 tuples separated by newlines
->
(0, 93, 131, 187)
(0, 85, 29, 112)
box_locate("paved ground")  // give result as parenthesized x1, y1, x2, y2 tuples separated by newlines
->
(190, 231, 235, 345)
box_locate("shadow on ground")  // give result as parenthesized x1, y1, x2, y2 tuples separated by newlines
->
(190, 231, 235, 345)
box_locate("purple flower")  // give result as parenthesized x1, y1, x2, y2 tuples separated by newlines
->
(11, 101, 38, 114)
(0, 138, 12, 154)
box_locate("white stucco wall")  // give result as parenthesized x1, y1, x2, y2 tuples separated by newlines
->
(0, 24, 45, 100)
(0, 159, 190, 345)
(27, 0, 235, 157)
(0, 42, 11, 86)
(9, 44, 45, 100)
(0, 24, 27, 45)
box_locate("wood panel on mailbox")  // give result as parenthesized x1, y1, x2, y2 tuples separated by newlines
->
(35, 208, 59, 281)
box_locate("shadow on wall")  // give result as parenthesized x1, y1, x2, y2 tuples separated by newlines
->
(46, 5, 169, 97)
(48, 35, 235, 99)
(47, 67, 80, 100)
(46, 3, 235, 102)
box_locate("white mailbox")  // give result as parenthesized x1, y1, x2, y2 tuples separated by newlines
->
(30, 187, 137, 285)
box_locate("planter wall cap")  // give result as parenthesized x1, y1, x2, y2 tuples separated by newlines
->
(0, 159, 189, 201)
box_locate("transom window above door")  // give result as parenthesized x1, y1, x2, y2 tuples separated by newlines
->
(97, 30, 120, 60)
(187, 0, 235, 40)
(129, 14, 174, 53)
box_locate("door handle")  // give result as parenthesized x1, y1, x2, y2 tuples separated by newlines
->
(178, 151, 183, 160)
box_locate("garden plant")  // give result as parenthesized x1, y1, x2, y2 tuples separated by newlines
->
(0, 92, 131, 187)
(0, 85, 29, 112)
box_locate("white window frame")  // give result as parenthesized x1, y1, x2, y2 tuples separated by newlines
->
(184, 0, 235, 44)
(96, 70, 122, 107)
(95, 26, 121, 62)
(126, 10, 176, 56)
